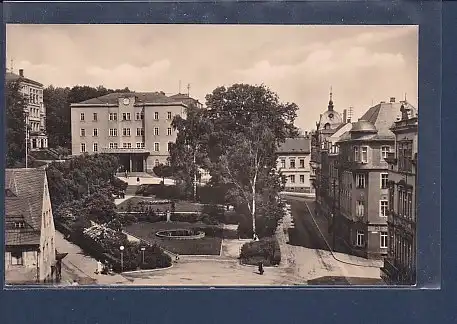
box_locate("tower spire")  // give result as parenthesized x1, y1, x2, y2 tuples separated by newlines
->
(328, 86, 334, 111)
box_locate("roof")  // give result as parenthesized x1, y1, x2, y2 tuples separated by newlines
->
(5, 71, 43, 87)
(277, 137, 311, 154)
(5, 168, 46, 246)
(350, 120, 377, 133)
(73, 92, 180, 105)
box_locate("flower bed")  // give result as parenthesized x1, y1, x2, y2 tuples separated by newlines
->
(239, 237, 281, 266)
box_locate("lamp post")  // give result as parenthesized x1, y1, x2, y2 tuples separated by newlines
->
(119, 245, 124, 272)
(332, 178, 336, 250)
(140, 247, 146, 264)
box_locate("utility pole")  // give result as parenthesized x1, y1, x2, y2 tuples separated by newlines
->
(25, 111, 29, 169)
(332, 178, 336, 250)
(187, 83, 190, 97)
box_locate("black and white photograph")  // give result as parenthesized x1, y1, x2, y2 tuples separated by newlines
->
(4, 24, 418, 287)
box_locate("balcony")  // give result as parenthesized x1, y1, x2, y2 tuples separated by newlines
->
(100, 147, 150, 154)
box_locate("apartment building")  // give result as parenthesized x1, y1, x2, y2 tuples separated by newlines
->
(5, 168, 56, 284)
(381, 104, 418, 284)
(70, 92, 199, 173)
(277, 136, 313, 193)
(6, 69, 48, 150)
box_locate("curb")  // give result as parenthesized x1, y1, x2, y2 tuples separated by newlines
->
(122, 264, 173, 275)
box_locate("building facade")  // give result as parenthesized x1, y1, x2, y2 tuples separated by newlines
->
(5, 168, 56, 284)
(70, 92, 199, 173)
(381, 105, 418, 284)
(6, 69, 48, 150)
(277, 136, 313, 193)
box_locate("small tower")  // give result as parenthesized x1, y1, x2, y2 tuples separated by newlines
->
(328, 86, 334, 111)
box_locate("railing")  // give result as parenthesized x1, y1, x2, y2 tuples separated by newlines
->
(100, 147, 150, 154)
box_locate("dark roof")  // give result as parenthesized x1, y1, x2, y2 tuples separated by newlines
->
(5, 71, 43, 87)
(277, 137, 311, 154)
(5, 168, 46, 246)
(350, 120, 377, 133)
(73, 92, 180, 105)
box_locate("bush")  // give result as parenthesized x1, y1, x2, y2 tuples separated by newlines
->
(239, 237, 281, 266)
(170, 213, 200, 223)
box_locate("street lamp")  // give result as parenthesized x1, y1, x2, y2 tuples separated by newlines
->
(119, 245, 125, 272)
(140, 247, 146, 264)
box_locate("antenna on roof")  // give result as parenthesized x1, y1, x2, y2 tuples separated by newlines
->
(179, 80, 182, 94)
(404, 92, 407, 101)
(187, 83, 191, 97)
(10, 58, 14, 73)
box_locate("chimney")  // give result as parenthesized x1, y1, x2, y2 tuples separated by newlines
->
(343, 109, 347, 123)
(390, 97, 396, 103)
(19, 69, 24, 77)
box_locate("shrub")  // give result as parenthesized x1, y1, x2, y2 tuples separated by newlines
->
(170, 212, 200, 223)
(240, 237, 281, 266)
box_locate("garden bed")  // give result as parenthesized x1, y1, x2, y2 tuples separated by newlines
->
(117, 197, 204, 213)
(124, 222, 223, 255)
(239, 237, 281, 266)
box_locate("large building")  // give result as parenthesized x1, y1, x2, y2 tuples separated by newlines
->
(70, 92, 200, 173)
(6, 69, 48, 150)
(381, 105, 418, 284)
(277, 136, 314, 194)
(4, 168, 56, 284)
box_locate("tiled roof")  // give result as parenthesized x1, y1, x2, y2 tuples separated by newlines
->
(5, 71, 43, 87)
(5, 168, 46, 246)
(277, 137, 311, 154)
(74, 92, 180, 105)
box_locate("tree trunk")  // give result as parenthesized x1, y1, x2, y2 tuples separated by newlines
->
(193, 148, 197, 202)
(252, 172, 257, 241)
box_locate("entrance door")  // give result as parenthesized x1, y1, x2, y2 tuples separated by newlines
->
(119, 155, 130, 172)
(132, 156, 144, 172)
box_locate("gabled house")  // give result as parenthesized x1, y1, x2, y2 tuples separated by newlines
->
(4, 168, 56, 284)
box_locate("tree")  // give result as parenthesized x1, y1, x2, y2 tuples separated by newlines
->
(205, 84, 298, 239)
(6, 80, 27, 167)
(153, 163, 173, 183)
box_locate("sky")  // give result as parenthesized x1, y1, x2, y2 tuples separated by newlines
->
(6, 24, 418, 132)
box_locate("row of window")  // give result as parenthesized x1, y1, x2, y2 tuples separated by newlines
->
(29, 121, 42, 132)
(285, 174, 307, 184)
(353, 145, 391, 163)
(280, 158, 307, 169)
(80, 111, 175, 121)
(80, 142, 172, 153)
(389, 185, 414, 220)
(80, 127, 173, 137)
(355, 230, 388, 248)
(29, 107, 41, 118)
(354, 173, 389, 189)
(355, 200, 389, 218)
(28, 88, 42, 105)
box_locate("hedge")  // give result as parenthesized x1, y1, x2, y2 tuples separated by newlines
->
(239, 237, 281, 266)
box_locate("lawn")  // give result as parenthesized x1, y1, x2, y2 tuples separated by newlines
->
(124, 222, 222, 255)
(117, 197, 204, 213)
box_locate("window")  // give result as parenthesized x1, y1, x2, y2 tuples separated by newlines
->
(109, 113, 118, 121)
(290, 159, 296, 169)
(136, 142, 145, 149)
(154, 143, 160, 152)
(93, 113, 98, 121)
(380, 173, 389, 189)
(168, 142, 173, 151)
(93, 128, 98, 137)
(167, 128, 172, 136)
(109, 143, 118, 149)
(80, 113, 85, 121)
(281, 159, 286, 169)
(154, 112, 159, 120)
(80, 143, 86, 153)
(299, 159, 305, 168)
(356, 231, 364, 247)
(300, 175, 305, 183)
(109, 128, 118, 137)
(11, 251, 24, 265)
(122, 128, 131, 136)
(93, 143, 98, 152)
(361, 146, 368, 163)
(136, 128, 144, 136)
(155, 159, 160, 167)
(356, 200, 365, 217)
(135, 112, 141, 120)
(380, 231, 388, 248)
(355, 173, 366, 188)
(380, 200, 389, 217)
(80, 128, 86, 137)
(354, 146, 359, 161)
(167, 112, 172, 120)
(154, 127, 159, 136)
(122, 113, 131, 121)
(123, 143, 132, 149)
(290, 175, 295, 183)
(398, 140, 413, 172)
(381, 146, 390, 160)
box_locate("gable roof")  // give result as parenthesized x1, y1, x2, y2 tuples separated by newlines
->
(277, 137, 311, 154)
(73, 92, 181, 105)
(5, 71, 43, 87)
(5, 168, 46, 246)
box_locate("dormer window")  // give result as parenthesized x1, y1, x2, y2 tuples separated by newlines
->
(14, 221, 26, 229)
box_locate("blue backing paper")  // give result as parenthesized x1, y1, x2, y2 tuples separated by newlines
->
(0, 0, 451, 322)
